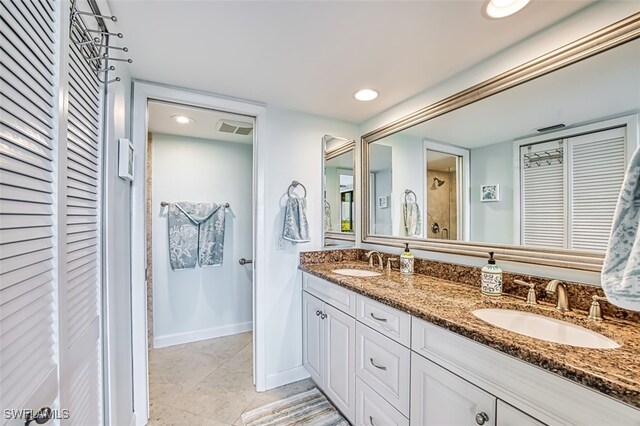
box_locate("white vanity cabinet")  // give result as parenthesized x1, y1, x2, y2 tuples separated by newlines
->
(303, 277, 357, 423)
(411, 352, 496, 426)
(302, 272, 640, 426)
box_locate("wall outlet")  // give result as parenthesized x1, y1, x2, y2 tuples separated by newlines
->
(277, 235, 285, 250)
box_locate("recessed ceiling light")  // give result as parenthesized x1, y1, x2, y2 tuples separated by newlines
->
(171, 115, 195, 125)
(354, 89, 379, 102)
(484, 0, 530, 19)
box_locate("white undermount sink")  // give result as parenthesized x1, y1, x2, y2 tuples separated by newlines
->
(472, 309, 620, 349)
(332, 268, 382, 277)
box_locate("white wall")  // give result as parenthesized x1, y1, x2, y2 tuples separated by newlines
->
(358, 1, 640, 285)
(262, 107, 359, 388)
(151, 133, 253, 346)
(470, 141, 514, 244)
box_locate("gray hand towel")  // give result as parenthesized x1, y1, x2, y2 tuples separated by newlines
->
(168, 202, 226, 270)
(283, 196, 310, 243)
(402, 201, 421, 237)
(602, 146, 640, 311)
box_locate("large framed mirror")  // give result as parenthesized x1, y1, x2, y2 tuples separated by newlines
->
(324, 135, 356, 246)
(362, 13, 640, 271)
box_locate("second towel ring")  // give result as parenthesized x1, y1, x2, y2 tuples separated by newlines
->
(288, 180, 307, 198)
(404, 189, 417, 203)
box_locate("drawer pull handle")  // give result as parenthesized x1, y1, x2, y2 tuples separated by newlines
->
(369, 416, 376, 426)
(370, 358, 387, 370)
(316, 310, 321, 316)
(475, 412, 489, 425)
(370, 312, 388, 322)
(320, 313, 327, 319)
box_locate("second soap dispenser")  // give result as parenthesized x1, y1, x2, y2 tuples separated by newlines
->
(481, 251, 503, 296)
(400, 243, 414, 275)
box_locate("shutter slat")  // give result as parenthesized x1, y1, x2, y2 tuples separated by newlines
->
(0, 238, 52, 260)
(0, 199, 52, 215)
(0, 259, 52, 291)
(1, 184, 53, 204)
(0, 168, 52, 192)
(0, 270, 51, 305)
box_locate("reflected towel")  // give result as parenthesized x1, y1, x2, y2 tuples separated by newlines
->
(283, 196, 310, 243)
(167, 202, 226, 270)
(324, 201, 332, 230)
(602, 146, 640, 311)
(402, 202, 421, 237)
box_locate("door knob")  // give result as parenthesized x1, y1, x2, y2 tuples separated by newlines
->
(239, 258, 253, 265)
(475, 412, 489, 425)
(25, 407, 52, 426)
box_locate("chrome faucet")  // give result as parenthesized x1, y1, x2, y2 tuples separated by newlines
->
(365, 250, 383, 270)
(545, 279, 570, 312)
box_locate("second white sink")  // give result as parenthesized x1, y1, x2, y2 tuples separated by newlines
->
(472, 308, 620, 349)
(332, 268, 381, 277)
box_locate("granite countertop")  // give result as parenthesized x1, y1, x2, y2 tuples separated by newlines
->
(299, 260, 640, 410)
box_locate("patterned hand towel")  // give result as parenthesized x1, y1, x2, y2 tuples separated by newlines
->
(168, 202, 226, 270)
(602, 146, 640, 311)
(402, 201, 422, 237)
(283, 196, 310, 243)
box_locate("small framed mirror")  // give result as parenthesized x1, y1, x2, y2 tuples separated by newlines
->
(323, 135, 356, 247)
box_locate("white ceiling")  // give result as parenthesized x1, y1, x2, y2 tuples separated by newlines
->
(147, 100, 254, 143)
(108, 0, 595, 123)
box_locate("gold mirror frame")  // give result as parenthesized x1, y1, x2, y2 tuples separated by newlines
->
(362, 13, 640, 272)
(324, 138, 356, 245)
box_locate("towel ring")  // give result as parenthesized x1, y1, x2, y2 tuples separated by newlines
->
(288, 180, 307, 198)
(404, 189, 417, 203)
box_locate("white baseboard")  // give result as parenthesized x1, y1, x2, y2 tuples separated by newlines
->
(265, 366, 310, 390)
(153, 321, 253, 348)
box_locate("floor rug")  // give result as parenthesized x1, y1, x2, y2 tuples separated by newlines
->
(241, 388, 349, 426)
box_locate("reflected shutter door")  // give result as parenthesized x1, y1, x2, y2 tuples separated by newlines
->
(0, 0, 60, 423)
(59, 4, 102, 425)
(521, 141, 565, 248)
(569, 127, 626, 252)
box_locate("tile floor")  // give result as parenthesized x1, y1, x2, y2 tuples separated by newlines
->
(148, 332, 315, 425)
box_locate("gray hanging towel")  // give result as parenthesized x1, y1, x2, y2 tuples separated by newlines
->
(402, 201, 421, 237)
(167, 202, 226, 270)
(283, 196, 310, 243)
(602, 146, 640, 311)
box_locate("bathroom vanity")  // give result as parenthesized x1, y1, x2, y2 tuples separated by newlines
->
(299, 252, 640, 426)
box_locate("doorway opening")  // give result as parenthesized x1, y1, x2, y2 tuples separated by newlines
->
(145, 100, 256, 423)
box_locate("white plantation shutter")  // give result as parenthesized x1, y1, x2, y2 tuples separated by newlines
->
(521, 141, 565, 247)
(569, 127, 626, 252)
(60, 7, 103, 425)
(0, 0, 59, 421)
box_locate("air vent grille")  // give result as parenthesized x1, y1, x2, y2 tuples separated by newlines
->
(217, 119, 253, 135)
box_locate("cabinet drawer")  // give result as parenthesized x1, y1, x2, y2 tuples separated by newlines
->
(356, 377, 408, 426)
(303, 273, 356, 316)
(356, 322, 410, 416)
(357, 295, 411, 347)
(497, 400, 545, 426)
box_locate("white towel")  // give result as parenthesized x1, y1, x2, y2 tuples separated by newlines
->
(283, 196, 310, 243)
(602, 146, 640, 311)
(402, 202, 421, 237)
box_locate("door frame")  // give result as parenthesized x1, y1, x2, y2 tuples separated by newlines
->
(130, 80, 267, 426)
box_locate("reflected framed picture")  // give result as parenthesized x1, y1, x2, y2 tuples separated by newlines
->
(377, 195, 388, 209)
(481, 184, 499, 202)
(118, 138, 134, 181)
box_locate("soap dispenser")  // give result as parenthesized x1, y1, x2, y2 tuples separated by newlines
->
(481, 252, 502, 296)
(400, 243, 414, 276)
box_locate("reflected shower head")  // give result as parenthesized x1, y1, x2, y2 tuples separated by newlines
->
(433, 177, 445, 187)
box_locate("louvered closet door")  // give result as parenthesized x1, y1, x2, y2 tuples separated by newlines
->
(0, 0, 60, 423)
(569, 127, 626, 252)
(521, 140, 566, 248)
(59, 9, 103, 426)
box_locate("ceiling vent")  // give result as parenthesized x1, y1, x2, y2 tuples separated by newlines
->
(217, 119, 253, 136)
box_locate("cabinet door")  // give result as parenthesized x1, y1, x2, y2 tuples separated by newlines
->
(496, 401, 545, 426)
(325, 303, 356, 424)
(411, 353, 496, 426)
(303, 291, 324, 387)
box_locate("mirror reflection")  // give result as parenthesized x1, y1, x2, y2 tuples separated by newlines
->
(365, 37, 640, 252)
(324, 135, 355, 246)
